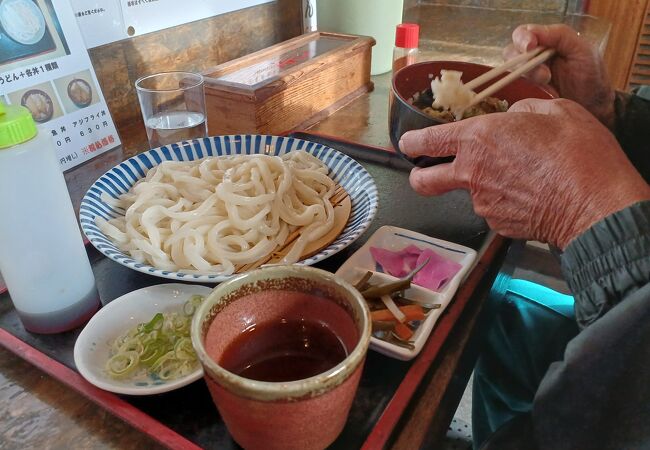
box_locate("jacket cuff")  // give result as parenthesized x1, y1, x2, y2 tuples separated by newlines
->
(561, 201, 650, 328)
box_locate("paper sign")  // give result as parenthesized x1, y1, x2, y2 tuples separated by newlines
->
(120, 0, 273, 38)
(0, 0, 121, 172)
(70, 0, 124, 49)
(71, 0, 273, 48)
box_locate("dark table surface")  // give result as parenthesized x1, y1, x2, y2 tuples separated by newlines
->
(0, 134, 497, 449)
(0, 74, 509, 450)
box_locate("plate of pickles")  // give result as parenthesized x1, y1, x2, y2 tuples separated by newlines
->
(335, 226, 476, 360)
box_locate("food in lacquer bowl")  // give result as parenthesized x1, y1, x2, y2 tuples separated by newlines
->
(389, 61, 555, 167)
(412, 70, 508, 122)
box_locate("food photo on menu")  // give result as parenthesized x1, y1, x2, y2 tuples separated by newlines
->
(53, 69, 99, 113)
(0, 0, 69, 67)
(7, 80, 63, 122)
(0, 0, 70, 124)
(0, 0, 120, 171)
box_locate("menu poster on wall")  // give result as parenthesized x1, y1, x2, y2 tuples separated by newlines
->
(69, 0, 124, 49)
(72, 0, 273, 48)
(0, 0, 120, 172)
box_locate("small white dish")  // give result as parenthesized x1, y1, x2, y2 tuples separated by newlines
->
(74, 283, 212, 395)
(335, 226, 477, 360)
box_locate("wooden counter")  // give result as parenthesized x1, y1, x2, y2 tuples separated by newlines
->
(0, 73, 508, 450)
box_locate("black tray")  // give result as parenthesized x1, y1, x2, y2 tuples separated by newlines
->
(0, 133, 488, 448)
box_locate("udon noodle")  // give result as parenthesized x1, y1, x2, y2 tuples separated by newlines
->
(97, 151, 337, 274)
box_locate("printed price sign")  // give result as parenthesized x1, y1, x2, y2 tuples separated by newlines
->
(0, 0, 120, 171)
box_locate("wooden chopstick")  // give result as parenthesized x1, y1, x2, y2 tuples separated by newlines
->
(467, 48, 555, 108)
(465, 47, 546, 91)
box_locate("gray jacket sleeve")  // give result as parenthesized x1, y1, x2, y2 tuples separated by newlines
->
(614, 92, 650, 183)
(531, 201, 650, 450)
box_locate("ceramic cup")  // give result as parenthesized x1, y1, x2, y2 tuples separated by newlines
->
(191, 266, 371, 450)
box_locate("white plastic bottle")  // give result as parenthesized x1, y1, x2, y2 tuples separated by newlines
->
(0, 101, 99, 333)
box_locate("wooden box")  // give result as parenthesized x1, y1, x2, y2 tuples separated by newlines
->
(202, 32, 375, 135)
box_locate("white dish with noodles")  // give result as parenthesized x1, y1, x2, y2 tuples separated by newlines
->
(80, 135, 378, 282)
(0, 0, 46, 45)
(74, 283, 212, 395)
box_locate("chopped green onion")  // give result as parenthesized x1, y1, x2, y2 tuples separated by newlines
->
(105, 295, 205, 381)
(183, 295, 204, 316)
(140, 312, 164, 333)
(140, 340, 167, 367)
(174, 337, 195, 360)
(106, 351, 140, 378)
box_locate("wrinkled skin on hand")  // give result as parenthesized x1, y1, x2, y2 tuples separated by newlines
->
(399, 98, 650, 249)
(504, 24, 616, 129)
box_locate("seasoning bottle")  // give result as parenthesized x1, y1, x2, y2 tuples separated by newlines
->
(0, 102, 99, 334)
(393, 23, 420, 73)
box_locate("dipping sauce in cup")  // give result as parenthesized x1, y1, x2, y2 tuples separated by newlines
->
(191, 266, 371, 450)
(217, 311, 349, 382)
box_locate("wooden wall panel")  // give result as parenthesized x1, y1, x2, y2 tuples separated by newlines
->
(89, 0, 302, 134)
(588, 0, 649, 90)
(628, 1, 650, 89)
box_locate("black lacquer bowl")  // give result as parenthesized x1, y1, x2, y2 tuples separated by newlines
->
(390, 61, 555, 167)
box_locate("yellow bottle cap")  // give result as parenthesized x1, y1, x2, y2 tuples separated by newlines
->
(0, 101, 37, 149)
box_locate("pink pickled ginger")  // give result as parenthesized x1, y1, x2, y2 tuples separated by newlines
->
(369, 245, 462, 291)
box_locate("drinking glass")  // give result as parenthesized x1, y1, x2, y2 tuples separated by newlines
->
(563, 14, 612, 56)
(135, 71, 207, 148)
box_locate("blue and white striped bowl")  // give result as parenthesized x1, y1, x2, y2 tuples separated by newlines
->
(80, 135, 378, 283)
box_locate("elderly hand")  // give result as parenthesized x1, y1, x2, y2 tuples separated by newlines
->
(399, 98, 650, 249)
(504, 24, 616, 129)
